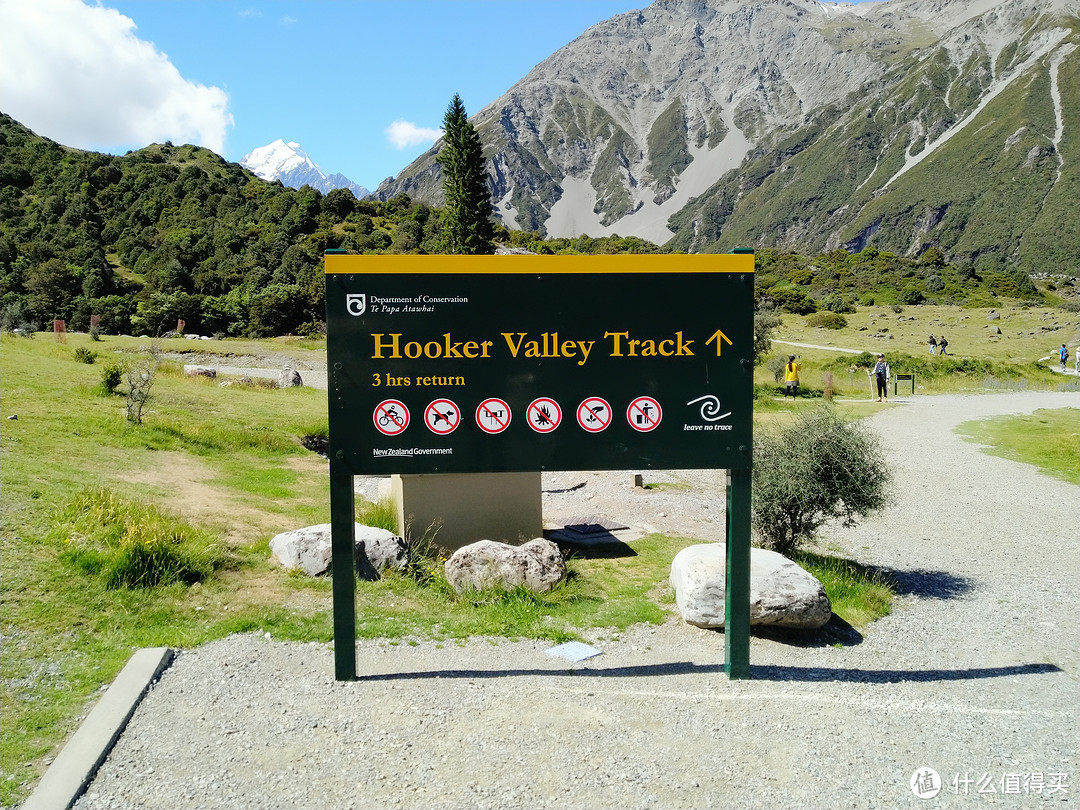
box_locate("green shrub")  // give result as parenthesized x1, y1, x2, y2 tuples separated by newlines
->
(52, 488, 224, 588)
(767, 353, 789, 382)
(72, 347, 97, 364)
(821, 294, 856, 314)
(806, 311, 848, 329)
(99, 362, 123, 394)
(768, 287, 818, 315)
(752, 407, 892, 556)
(899, 286, 925, 305)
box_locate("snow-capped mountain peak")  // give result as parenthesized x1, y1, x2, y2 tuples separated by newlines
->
(241, 139, 369, 199)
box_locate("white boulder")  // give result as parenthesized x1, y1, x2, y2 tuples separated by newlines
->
(269, 523, 406, 577)
(670, 544, 831, 630)
(444, 538, 565, 594)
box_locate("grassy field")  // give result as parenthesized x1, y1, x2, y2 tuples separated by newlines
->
(758, 304, 1080, 398)
(956, 408, 1080, 484)
(1, 303, 1074, 805)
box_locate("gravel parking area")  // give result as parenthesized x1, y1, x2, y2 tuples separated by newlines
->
(70, 392, 1079, 810)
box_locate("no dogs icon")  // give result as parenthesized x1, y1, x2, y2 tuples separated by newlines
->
(425, 399, 460, 435)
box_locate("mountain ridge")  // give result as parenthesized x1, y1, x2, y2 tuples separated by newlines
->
(375, 0, 1078, 274)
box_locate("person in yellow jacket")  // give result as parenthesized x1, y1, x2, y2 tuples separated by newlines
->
(783, 355, 801, 398)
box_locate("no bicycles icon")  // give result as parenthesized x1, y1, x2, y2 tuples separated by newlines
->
(373, 399, 409, 436)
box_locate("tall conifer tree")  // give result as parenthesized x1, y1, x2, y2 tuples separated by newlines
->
(437, 94, 495, 255)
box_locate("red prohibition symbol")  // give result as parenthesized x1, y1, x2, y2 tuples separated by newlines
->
(373, 399, 409, 435)
(576, 397, 611, 433)
(627, 396, 662, 432)
(527, 397, 562, 433)
(475, 398, 512, 434)
(425, 398, 460, 435)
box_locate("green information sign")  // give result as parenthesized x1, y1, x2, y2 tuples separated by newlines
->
(324, 253, 754, 682)
(325, 254, 754, 474)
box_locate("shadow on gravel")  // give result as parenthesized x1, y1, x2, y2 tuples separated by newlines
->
(751, 615, 864, 648)
(354, 661, 727, 681)
(351, 661, 1062, 684)
(751, 662, 1062, 684)
(875, 566, 976, 599)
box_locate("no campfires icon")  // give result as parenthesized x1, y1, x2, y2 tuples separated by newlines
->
(425, 398, 460, 435)
(475, 398, 511, 434)
(576, 397, 611, 433)
(373, 399, 409, 436)
(627, 396, 662, 432)
(527, 397, 562, 434)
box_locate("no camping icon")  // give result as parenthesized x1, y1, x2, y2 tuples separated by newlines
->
(425, 399, 460, 435)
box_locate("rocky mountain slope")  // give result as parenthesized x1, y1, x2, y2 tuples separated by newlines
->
(375, 0, 1078, 274)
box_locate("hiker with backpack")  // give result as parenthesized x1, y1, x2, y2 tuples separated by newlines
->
(870, 353, 891, 402)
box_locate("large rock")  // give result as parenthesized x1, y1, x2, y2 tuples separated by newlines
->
(269, 523, 406, 577)
(444, 538, 565, 594)
(278, 365, 303, 388)
(670, 544, 831, 630)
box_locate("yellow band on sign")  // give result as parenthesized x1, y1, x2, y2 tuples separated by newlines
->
(324, 253, 754, 275)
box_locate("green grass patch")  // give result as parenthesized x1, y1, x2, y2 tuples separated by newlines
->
(795, 550, 896, 629)
(955, 408, 1080, 484)
(50, 488, 225, 588)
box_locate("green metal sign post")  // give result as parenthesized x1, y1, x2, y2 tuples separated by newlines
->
(324, 254, 754, 680)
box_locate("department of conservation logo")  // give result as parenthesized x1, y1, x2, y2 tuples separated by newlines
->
(346, 293, 366, 316)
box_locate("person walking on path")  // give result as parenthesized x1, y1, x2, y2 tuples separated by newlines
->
(870, 353, 891, 402)
(928, 334, 937, 355)
(1074, 348, 1079, 373)
(1059, 344, 1069, 371)
(783, 355, 801, 398)
(938, 335, 949, 355)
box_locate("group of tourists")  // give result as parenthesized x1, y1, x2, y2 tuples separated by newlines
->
(780, 333, 1079, 403)
(927, 334, 949, 355)
(781, 351, 893, 402)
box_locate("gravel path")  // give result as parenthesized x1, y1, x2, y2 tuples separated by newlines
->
(71, 392, 1079, 810)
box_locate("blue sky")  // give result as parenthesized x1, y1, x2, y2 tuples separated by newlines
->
(0, 0, 884, 192)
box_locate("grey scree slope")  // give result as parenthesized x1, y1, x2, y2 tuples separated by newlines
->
(69, 391, 1078, 810)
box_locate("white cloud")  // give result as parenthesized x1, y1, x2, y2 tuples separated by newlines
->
(385, 120, 443, 149)
(281, 15, 297, 25)
(0, 0, 232, 154)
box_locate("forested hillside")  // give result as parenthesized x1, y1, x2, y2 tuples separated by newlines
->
(0, 115, 665, 337)
(0, 113, 1072, 340)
